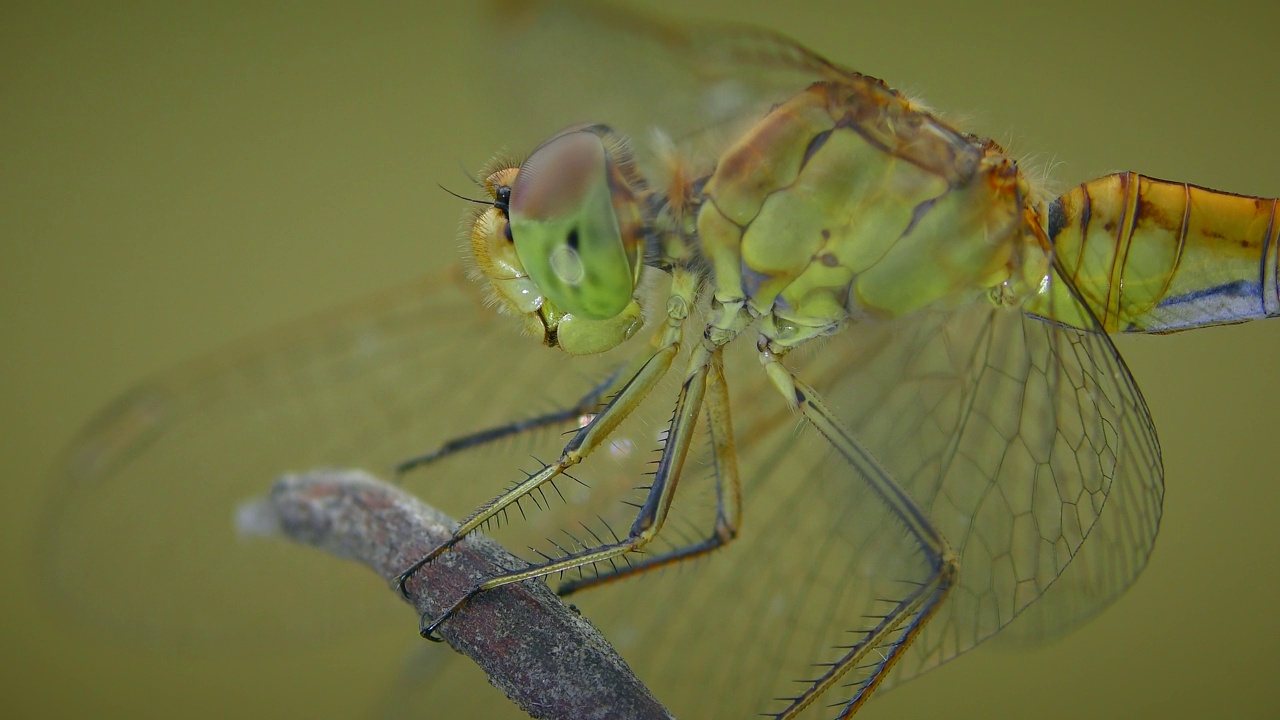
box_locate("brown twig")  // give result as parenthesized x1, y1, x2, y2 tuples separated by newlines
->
(252, 468, 672, 720)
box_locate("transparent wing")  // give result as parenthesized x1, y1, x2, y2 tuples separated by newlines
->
(39, 267, 638, 654)
(493, 0, 849, 177)
(818, 260, 1164, 685)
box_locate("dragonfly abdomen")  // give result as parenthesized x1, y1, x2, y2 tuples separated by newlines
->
(1046, 172, 1280, 332)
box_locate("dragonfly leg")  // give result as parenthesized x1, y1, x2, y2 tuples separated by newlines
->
(397, 265, 716, 478)
(557, 343, 742, 596)
(759, 345, 958, 719)
(420, 338, 719, 641)
(391, 366, 623, 478)
(394, 269, 701, 601)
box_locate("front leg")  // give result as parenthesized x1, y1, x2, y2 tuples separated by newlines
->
(394, 269, 700, 600)
(421, 341, 718, 640)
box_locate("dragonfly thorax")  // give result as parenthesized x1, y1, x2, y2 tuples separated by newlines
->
(693, 79, 1054, 353)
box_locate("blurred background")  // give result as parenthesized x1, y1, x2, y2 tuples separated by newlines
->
(2, 1, 1276, 718)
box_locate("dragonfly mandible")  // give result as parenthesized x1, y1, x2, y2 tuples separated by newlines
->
(39, 3, 1276, 719)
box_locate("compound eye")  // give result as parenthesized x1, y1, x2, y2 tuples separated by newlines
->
(508, 129, 635, 320)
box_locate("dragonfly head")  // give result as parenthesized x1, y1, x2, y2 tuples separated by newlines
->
(466, 124, 648, 355)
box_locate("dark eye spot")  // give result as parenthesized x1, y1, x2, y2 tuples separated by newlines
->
(495, 186, 511, 212)
(566, 228, 580, 250)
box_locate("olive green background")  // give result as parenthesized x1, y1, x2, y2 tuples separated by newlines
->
(2, 1, 1276, 718)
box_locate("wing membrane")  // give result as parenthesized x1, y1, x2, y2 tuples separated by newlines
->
(40, 268, 635, 652)
(494, 0, 848, 178)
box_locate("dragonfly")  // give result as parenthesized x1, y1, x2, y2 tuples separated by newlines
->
(39, 3, 1277, 719)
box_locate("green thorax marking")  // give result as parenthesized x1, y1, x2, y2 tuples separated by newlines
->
(692, 78, 1046, 350)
